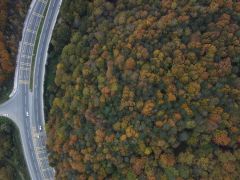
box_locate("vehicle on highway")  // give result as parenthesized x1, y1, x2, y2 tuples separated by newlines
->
(39, 125, 42, 131)
(26, 112, 29, 116)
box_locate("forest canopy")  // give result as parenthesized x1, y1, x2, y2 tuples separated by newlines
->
(46, 0, 240, 179)
(0, 117, 30, 180)
(0, 0, 30, 99)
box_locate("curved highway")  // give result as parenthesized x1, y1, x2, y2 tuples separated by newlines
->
(0, 0, 62, 179)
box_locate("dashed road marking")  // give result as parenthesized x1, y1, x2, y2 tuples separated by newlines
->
(20, 67, 31, 71)
(23, 42, 34, 47)
(19, 80, 29, 84)
(33, 12, 44, 18)
(38, 0, 48, 5)
(20, 62, 31, 67)
(21, 54, 32, 59)
(26, 28, 37, 34)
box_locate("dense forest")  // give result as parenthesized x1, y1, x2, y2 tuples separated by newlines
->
(0, 0, 30, 101)
(46, 0, 240, 179)
(0, 117, 30, 180)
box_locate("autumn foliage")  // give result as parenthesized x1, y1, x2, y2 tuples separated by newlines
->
(0, 0, 29, 92)
(46, 0, 240, 179)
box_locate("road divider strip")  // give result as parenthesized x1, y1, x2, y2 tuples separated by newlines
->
(30, 0, 50, 91)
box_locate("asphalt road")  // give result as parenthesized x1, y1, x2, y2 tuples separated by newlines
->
(0, 0, 62, 179)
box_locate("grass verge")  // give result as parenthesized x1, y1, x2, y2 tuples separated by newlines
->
(44, 51, 59, 121)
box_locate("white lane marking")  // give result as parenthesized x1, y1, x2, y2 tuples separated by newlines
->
(38, 2, 47, 15)
(20, 1, 59, 180)
(33, 12, 44, 18)
(28, 15, 34, 26)
(26, 28, 37, 34)
(19, 80, 29, 85)
(20, 67, 31, 71)
(23, 42, 34, 47)
(24, 44, 34, 56)
(38, 0, 47, 5)
(20, 62, 31, 67)
(30, 31, 37, 43)
(21, 54, 32, 59)
(20, 45, 33, 59)
(32, 17, 41, 29)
